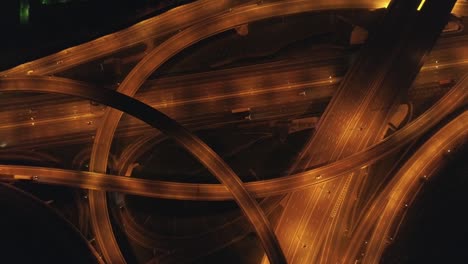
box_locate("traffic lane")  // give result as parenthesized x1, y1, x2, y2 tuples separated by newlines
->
(363, 115, 468, 263)
(0, 76, 287, 264)
(1, 0, 389, 76)
(342, 111, 468, 263)
(0, 100, 464, 200)
(0, 0, 244, 75)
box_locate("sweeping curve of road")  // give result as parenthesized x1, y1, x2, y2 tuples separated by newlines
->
(0, 71, 465, 196)
(2, 109, 466, 263)
(0, 0, 243, 76)
(1, 111, 466, 262)
(0, 74, 465, 263)
(342, 110, 468, 263)
(3, 0, 465, 262)
(0, 0, 389, 76)
(0, 76, 287, 264)
(87, 1, 388, 263)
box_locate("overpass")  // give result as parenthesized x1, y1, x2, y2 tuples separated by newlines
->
(0, 72, 465, 200)
(0, 69, 466, 263)
(0, 76, 286, 264)
(271, 0, 457, 262)
(0, 0, 466, 262)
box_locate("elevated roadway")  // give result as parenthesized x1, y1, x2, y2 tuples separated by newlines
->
(272, 0, 457, 262)
(342, 110, 467, 263)
(4, 0, 466, 78)
(0, 55, 342, 149)
(1, 0, 244, 76)
(88, 2, 391, 263)
(0, 72, 464, 200)
(0, 70, 465, 263)
(1, 0, 465, 262)
(4, 27, 468, 149)
(0, 76, 286, 264)
(0, 0, 390, 77)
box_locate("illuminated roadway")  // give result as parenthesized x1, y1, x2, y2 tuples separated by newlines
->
(1, 0, 466, 78)
(0, 70, 465, 263)
(363, 114, 467, 264)
(3, 17, 468, 148)
(0, 55, 342, 149)
(0, 43, 464, 264)
(0, 73, 465, 200)
(266, 0, 457, 263)
(3, 39, 468, 149)
(0, 76, 287, 264)
(3, 1, 396, 259)
(88, 1, 392, 263)
(1, 0, 467, 263)
(0, 0, 391, 77)
(1, 0, 246, 76)
(342, 111, 468, 263)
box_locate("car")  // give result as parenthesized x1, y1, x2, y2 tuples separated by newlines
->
(32, 176, 39, 181)
(231, 107, 251, 120)
(438, 79, 455, 87)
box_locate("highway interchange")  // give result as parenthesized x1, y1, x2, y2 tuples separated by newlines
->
(0, 0, 467, 263)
